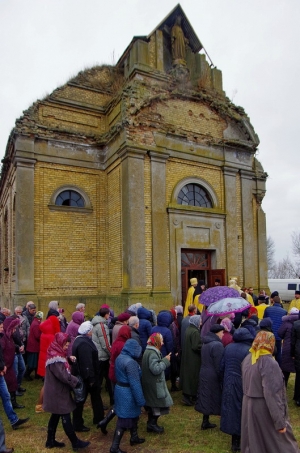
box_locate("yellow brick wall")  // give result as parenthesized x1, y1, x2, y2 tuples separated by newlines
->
(166, 158, 223, 208)
(107, 164, 123, 294)
(34, 163, 102, 296)
(53, 85, 111, 107)
(39, 105, 105, 135)
(155, 99, 226, 139)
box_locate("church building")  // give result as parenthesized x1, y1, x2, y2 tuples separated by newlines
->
(0, 5, 268, 314)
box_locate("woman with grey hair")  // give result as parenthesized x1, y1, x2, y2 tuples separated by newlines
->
(180, 315, 202, 406)
(46, 301, 59, 319)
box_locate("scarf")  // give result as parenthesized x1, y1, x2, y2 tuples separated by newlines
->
(46, 332, 70, 371)
(147, 333, 163, 350)
(250, 331, 275, 365)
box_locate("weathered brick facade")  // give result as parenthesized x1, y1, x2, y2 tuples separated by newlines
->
(0, 5, 268, 315)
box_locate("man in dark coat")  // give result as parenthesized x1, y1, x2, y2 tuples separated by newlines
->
(220, 327, 254, 452)
(264, 295, 287, 365)
(195, 324, 224, 429)
(72, 321, 104, 432)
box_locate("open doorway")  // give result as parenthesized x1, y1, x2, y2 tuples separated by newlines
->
(181, 249, 225, 305)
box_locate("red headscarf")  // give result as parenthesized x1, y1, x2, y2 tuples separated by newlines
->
(46, 332, 70, 371)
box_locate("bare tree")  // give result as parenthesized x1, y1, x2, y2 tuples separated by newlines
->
(269, 256, 300, 279)
(292, 231, 300, 258)
(267, 236, 276, 270)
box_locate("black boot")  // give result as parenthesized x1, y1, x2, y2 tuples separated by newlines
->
(97, 408, 115, 435)
(130, 427, 145, 446)
(201, 415, 217, 430)
(46, 414, 65, 448)
(147, 415, 164, 434)
(61, 414, 90, 452)
(110, 427, 127, 453)
(10, 392, 25, 409)
(231, 435, 241, 452)
(24, 367, 34, 381)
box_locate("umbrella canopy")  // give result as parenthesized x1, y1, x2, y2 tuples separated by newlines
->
(206, 297, 251, 317)
(200, 286, 240, 307)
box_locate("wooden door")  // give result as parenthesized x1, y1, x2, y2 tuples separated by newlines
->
(181, 249, 211, 304)
(207, 269, 226, 288)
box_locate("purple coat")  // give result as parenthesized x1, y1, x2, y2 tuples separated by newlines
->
(66, 312, 84, 356)
(278, 313, 298, 373)
(0, 317, 20, 392)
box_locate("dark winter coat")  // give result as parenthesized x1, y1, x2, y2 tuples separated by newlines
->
(264, 303, 287, 340)
(151, 311, 174, 357)
(22, 308, 35, 325)
(72, 335, 100, 385)
(26, 317, 42, 353)
(114, 339, 145, 419)
(37, 316, 61, 377)
(141, 345, 173, 409)
(278, 314, 298, 373)
(0, 317, 20, 392)
(220, 328, 253, 436)
(180, 324, 202, 397)
(291, 319, 300, 371)
(43, 358, 78, 414)
(137, 307, 153, 352)
(180, 315, 192, 350)
(195, 331, 224, 416)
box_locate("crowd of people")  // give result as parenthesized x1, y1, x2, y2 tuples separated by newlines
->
(0, 283, 299, 452)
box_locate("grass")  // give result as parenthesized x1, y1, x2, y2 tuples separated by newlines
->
(3, 375, 300, 453)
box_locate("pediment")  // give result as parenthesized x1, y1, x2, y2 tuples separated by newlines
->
(147, 3, 202, 53)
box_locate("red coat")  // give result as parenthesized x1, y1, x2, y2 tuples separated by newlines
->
(37, 316, 60, 377)
(26, 317, 42, 353)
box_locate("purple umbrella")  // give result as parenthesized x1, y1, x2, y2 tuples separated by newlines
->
(200, 286, 240, 307)
(206, 297, 251, 317)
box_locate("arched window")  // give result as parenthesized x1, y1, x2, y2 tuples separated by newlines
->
(177, 183, 213, 208)
(55, 190, 85, 207)
(48, 185, 92, 213)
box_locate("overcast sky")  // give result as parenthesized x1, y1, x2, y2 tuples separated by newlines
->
(0, 0, 299, 262)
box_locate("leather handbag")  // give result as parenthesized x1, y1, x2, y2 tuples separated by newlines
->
(73, 375, 86, 403)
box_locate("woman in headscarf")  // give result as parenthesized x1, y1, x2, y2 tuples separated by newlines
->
(66, 311, 85, 357)
(180, 315, 202, 406)
(195, 324, 225, 430)
(43, 332, 90, 450)
(141, 333, 173, 434)
(220, 317, 234, 347)
(110, 339, 145, 453)
(241, 331, 299, 453)
(98, 326, 132, 435)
